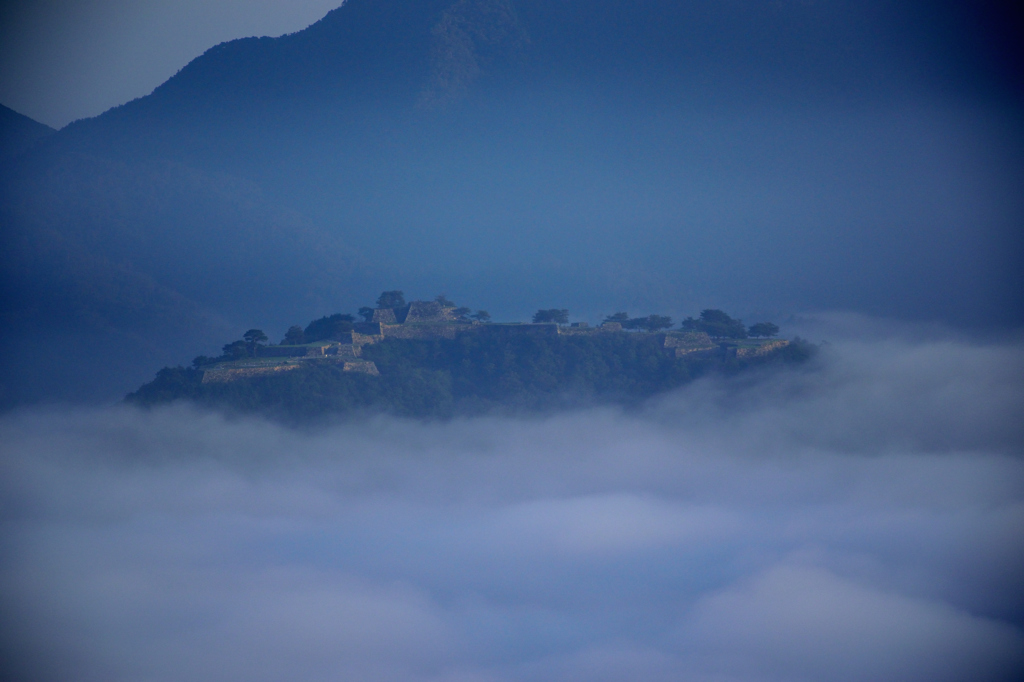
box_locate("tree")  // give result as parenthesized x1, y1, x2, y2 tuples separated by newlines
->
(435, 294, 456, 308)
(533, 309, 569, 324)
(748, 322, 780, 338)
(626, 314, 673, 332)
(453, 306, 472, 320)
(243, 329, 268, 357)
(376, 290, 406, 309)
(471, 310, 491, 322)
(305, 314, 354, 340)
(358, 306, 375, 322)
(604, 312, 629, 324)
(222, 340, 247, 360)
(697, 309, 747, 339)
(282, 325, 305, 345)
(192, 355, 216, 368)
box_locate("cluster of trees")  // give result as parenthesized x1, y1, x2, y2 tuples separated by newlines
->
(598, 309, 778, 338)
(533, 309, 569, 324)
(602, 312, 673, 332)
(356, 291, 490, 323)
(679, 310, 779, 339)
(192, 328, 269, 367)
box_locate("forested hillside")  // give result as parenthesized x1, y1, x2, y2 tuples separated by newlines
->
(128, 329, 815, 421)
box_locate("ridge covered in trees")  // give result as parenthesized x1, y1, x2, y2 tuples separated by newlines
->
(127, 292, 810, 421)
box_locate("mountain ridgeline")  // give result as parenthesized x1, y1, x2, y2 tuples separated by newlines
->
(1, 0, 1020, 406)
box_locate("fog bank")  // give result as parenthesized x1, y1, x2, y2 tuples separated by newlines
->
(1, 331, 1022, 681)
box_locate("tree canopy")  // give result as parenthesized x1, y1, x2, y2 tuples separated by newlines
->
(681, 309, 747, 338)
(222, 340, 247, 360)
(625, 314, 673, 332)
(376, 290, 406, 309)
(748, 322, 780, 338)
(305, 314, 354, 341)
(533, 309, 569, 324)
(282, 325, 305, 345)
(243, 329, 268, 356)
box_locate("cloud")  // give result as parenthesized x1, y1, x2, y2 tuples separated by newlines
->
(676, 564, 1024, 682)
(1, 330, 1022, 681)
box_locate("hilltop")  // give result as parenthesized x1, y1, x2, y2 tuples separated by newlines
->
(2, 0, 1016, 407)
(127, 293, 812, 420)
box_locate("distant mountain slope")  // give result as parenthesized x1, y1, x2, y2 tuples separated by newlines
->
(2, 0, 1021, 405)
(0, 104, 54, 163)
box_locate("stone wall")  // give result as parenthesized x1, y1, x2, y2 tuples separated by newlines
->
(380, 323, 466, 340)
(736, 339, 790, 358)
(258, 345, 310, 357)
(329, 343, 360, 358)
(662, 332, 716, 357)
(201, 364, 301, 383)
(478, 323, 559, 337)
(404, 301, 456, 323)
(342, 360, 380, 375)
(353, 322, 384, 336)
(371, 308, 398, 324)
(556, 325, 599, 336)
(260, 343, 334, 358)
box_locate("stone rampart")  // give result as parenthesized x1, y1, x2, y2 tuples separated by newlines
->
(404, 301, 456, 323)
(478, 323, 559, 337)
(354, 322, 383, 336)
(342, 360, 380, 375)
(556, 325, 599, 336)
(380, 323, 471, 340)
(371, 308, 398, 324)
(201, 364, 301, 383)
(736, 339, 790, 358)
(662, 332, 716, 357)
(259, 346, 309, 357)
(260, 343, 335, 358)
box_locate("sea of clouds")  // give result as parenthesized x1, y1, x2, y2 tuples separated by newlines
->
(1, 316, 1023, 681)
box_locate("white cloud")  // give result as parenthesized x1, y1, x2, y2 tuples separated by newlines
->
(1, 332, 1022, 680)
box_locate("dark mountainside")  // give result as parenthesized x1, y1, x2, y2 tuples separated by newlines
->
(0, 104, 54, 163)
(2, 0, 1022, 406)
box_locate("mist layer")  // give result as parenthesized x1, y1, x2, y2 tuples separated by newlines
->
(1, 330, 1022, 681)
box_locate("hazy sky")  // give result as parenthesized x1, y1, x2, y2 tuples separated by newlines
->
(0, 0, 343, 127)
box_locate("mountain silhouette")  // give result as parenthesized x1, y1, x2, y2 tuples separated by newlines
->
(1, 0, 1021, 405)
(0, 104, 55, 163)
